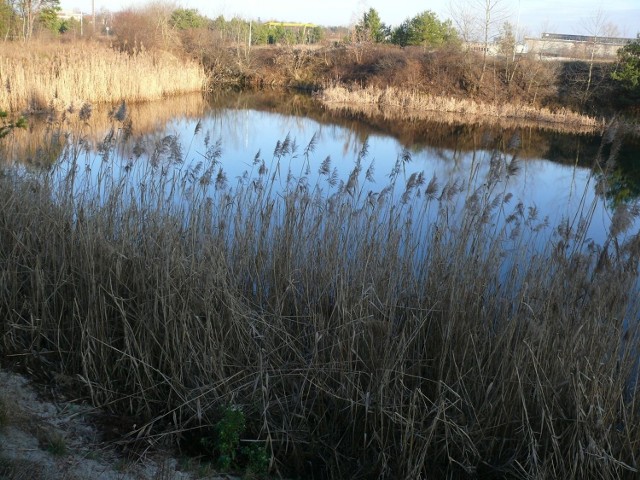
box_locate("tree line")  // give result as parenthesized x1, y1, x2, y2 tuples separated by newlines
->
(0, 2, 459, 48)
(353, 8, 458, 48)
(0, 0, 638, 106)
(0, 0, 68, 40)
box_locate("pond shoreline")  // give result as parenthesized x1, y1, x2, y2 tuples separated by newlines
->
(317, 85, 608, 134)
(3, 40, 638, 137)
(13, 83, 640, 138)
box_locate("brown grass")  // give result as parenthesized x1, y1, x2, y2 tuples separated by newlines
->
(1, 109, 640, 478)
(0, 41, 207, 113)
(320, 85, 604, 134)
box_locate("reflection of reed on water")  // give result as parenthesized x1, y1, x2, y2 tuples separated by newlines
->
(203, 90, 618, 166)
(4, 89, 637, 183)
(0, 94, 207, 166)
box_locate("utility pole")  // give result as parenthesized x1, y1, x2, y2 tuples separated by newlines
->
(92, 0, 95, 33)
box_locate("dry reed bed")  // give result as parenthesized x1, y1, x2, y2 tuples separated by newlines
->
(0, 42, 207, 113)
(1, 111, 640, 479)
(320, 85, 603, 133)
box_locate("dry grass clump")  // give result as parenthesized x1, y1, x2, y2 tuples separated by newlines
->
(1, 109, 640, 479)
(0, 41, 207, 113)
(320, 85, 603, 133)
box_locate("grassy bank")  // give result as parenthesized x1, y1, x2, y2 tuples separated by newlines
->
(0, 41, 207, 113)
(1, 109, 640, 478)
(319, 85, 604, 134)
(193, 42, 630, 131)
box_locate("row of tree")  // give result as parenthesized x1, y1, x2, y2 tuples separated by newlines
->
(0, 1, 324, 45)
(0, 0, 72, 40)
(0, 1, 455, 49)
(110, 6, 326, 54)
(115, 6, 454, 49)
(168, 8, 324, 45)
(354, 8, 458, 48)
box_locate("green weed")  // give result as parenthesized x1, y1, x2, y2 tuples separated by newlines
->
(200, 406, 246, 470)
(199, 406, 268, 476)
(241, 443, 270, 477)
(43, 432, 67, 457)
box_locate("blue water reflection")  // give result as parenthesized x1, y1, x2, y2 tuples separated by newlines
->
(122, 107, 618, 249)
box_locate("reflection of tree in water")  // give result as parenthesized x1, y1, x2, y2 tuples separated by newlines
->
(211, 90, 623, 169)
(7, 89, 639, 204)
(595, 134, 640, 209)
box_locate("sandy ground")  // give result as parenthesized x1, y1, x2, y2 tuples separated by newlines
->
(0, 369, 234, 480)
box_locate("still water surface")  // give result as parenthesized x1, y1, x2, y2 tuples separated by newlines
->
(133, 92, 637, 247)
(5, 90, 640, 247)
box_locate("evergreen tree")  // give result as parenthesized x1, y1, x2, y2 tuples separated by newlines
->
(170, 8, 208, 30)
(391, 10, 457, 47)
(612, 35, 640, 95)
(355, 8, 388, 43)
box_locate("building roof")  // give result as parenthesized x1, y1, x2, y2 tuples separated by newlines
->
(540, 32, 633, 46)
(58, 10, 83, 21)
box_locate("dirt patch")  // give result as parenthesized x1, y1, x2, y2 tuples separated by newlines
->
(0, 369, 232, 480)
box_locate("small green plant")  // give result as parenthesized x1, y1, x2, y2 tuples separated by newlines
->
(199, 406, 269, 476)
(200, 406, 246, 471)
(0, 110, 27, 139)
(215, 406, 245, 470)
(44, 432, 67, 456)
(241, 443, 270, 477)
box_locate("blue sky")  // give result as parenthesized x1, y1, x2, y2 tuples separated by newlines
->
(60, 0, 640, 37)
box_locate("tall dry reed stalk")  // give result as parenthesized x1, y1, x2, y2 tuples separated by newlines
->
(1, 108, 640, 479)
(320, 85, 604, 134)
(0, 41, 207, 113)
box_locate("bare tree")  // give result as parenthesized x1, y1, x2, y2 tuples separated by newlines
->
(449, 0, 512, 89)
(448, 0, 479, 44)
(14, 0, 59, 40)
(497, 21, 527, 85)
(533, 19, 557, 60)
(582, 9, 619, 103)
(145, 0, 178, 49)
(475, 0, 510, 84)
(112, 1, 179, 52)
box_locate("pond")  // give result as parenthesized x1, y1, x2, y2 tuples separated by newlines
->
(3, 89, 640, 251)
(4, 93, 640, 480)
